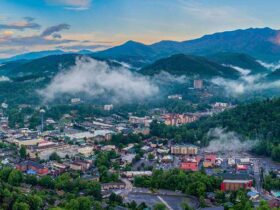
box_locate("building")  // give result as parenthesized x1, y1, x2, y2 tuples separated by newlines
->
(221, 180, 253, 191)
(181, 159, 199, 171)
(101, 182, 125, 191)
(162, 113, 199, 126)
(194, 79, 203, 89)
(129, 116, 152, 127)
(220, 174, 253, 191)
(70, 160, 91, 172)
(203, 154, 217, 168)
(16, 160, 49, 175)
(71, 98, 81, 104)
(168, 94, 182, 100)
(171, 144, 199, 155)
(122, 171, 152, 178)
(104, 104, 113, 111)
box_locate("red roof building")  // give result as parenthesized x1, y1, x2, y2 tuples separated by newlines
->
(221, 179, 253, 191)
(180, 156, 201, 171)
(16, 160, 49, 175)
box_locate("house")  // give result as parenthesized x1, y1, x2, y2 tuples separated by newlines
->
(16, 160, 49, 175)
(203, 154, 217, 168)
(168, 94, 182, 100)
(180, 156, 201, 171)
(101, 145, 116, 151)
(171, 144, 199, 155)
(129, 116, 152, 126)
(70, 160, 91, 172)
(122, 171, 152, 178)
(162, 113, 199, 126)
(101, 182, 125, 191)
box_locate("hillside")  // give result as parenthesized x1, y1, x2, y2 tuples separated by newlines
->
(151, 98, 280, 161)
(140, 54, 240, 79)
(206, 52, 267, 74)
(266, 69, 280, 81)
(94, 28, 280, 65)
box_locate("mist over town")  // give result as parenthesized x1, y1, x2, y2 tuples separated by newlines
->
(0, 1, 279, 210)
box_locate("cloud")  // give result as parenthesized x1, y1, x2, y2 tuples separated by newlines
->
(0, 76, 10, 82)
(0, 17, 41, 31)
(153, 71, 189, 84)
(205, 127, 258, 153)
(41, 24, 70, 37)
(45, 0, 92, 10)
(257, 60, 280, 71)
(180, 1, 261, 28)
(211, 71, 280, 96)
(223, 64, 251, 76)
(39, 57, 159, 102)
(0, 23, 76, 48)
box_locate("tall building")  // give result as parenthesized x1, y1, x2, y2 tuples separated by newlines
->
(194, 79, 203, 89)
(171, 144, 199, 155)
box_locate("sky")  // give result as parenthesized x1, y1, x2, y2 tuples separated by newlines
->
(0, 0, 279, 58)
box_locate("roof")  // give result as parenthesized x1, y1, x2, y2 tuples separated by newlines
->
(18, 160, 45, 169)
(219, 173, 252, 180)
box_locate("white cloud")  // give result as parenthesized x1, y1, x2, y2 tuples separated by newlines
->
(39, 57, 159, 102)
(211, 72, 280, 96)
(206, 127, 258, 153)
(45, 0, 91, 10)
(257, 60, 280, 71)
(181, 1, 261, 28)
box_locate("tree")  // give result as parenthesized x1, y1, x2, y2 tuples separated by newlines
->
(8, 170, 23, 186)
(39, 175, 55, 188)
(153, 203, 167, 210)
(25, 175, 38, 185)
(49, 152, 61, 162)
(148, 153, 154, 160)
(13, 202, 30, 210)
(27, 195, 43, 210)
(19, 146, 27, 159)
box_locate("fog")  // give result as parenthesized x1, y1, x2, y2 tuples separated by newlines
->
(257, 60, 280, 71)
(211, 65, 280, 95)
(205, 127, 258, 153)
(39, 57, 159, 102)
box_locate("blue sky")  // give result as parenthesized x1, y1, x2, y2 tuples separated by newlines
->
(0, 0, 279, 57)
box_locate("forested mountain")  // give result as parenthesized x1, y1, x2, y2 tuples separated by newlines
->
(140, 54, 240, 79)
(150, 98, 280, 161)
(206, 52, 267, 74)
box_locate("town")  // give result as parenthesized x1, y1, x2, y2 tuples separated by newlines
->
(0, 79, 278, 210)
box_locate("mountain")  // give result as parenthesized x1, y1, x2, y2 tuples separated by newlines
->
(94, 40, 157, 67)
(0, 53, 122, 78)
(140, 54, 240, 79)
(94, 28, 280, 66)
(0, 50, 66, 64)
(266, 69, 280, 81)
(206, 52, 268, 74)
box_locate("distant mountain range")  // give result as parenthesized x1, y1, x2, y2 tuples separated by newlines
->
(0, 49, 94, 64)
(94, 27, 280, 66)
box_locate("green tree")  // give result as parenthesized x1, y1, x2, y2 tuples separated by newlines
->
(39, 175, 55, 188)
(153, 203, 167, 210)
(8, 170, 23, 186)
(19, 146, 27, 159)
(13, 202, 30, 210)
